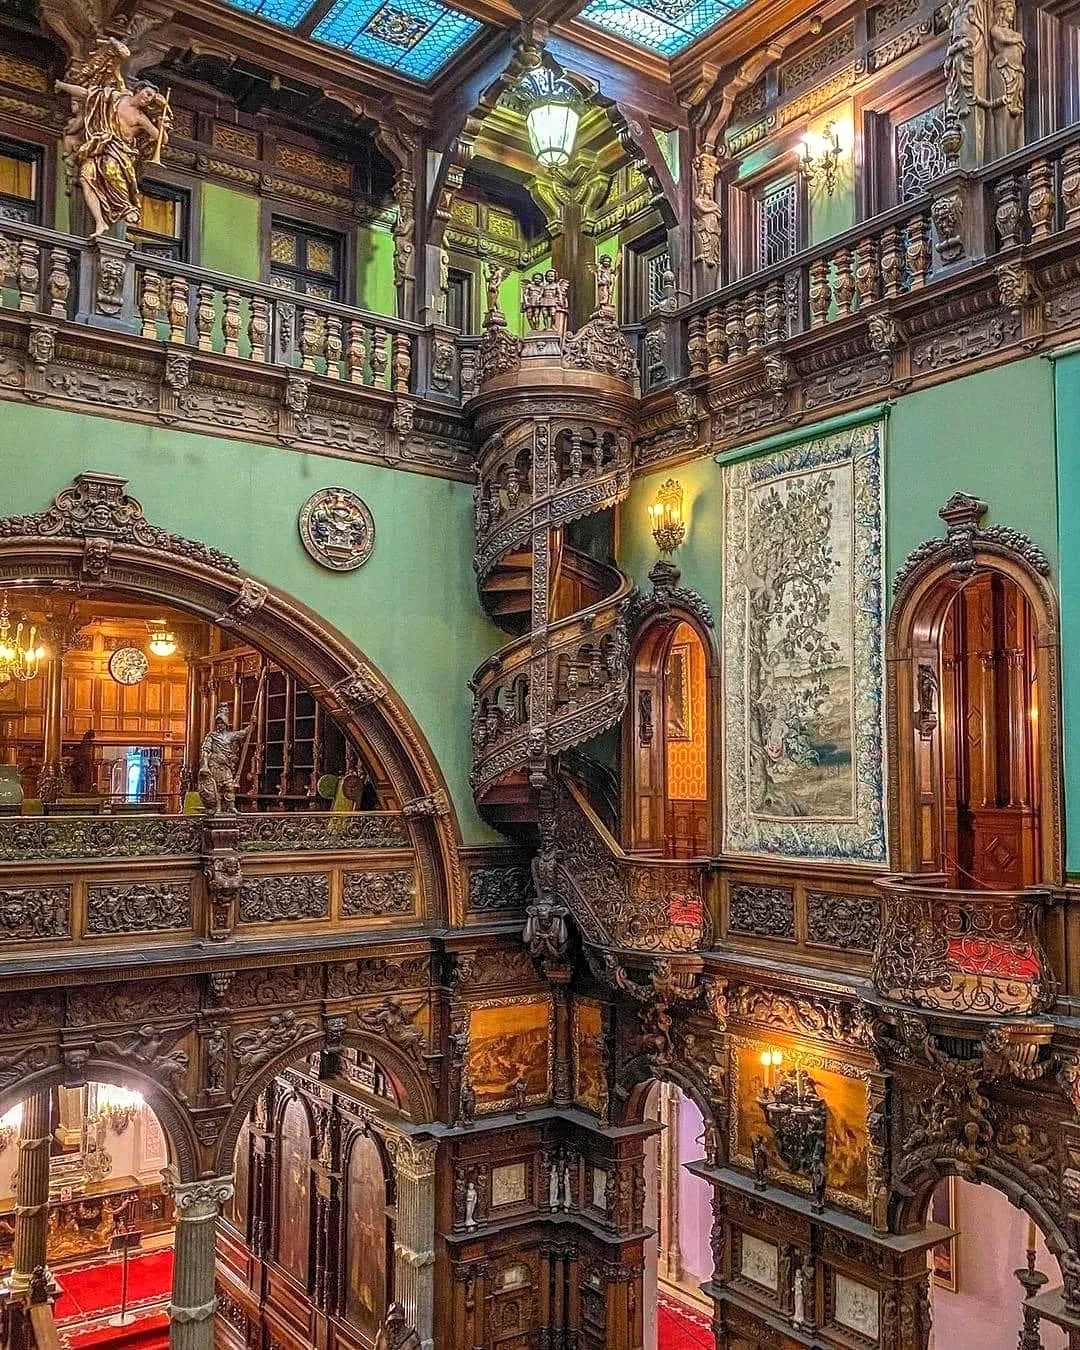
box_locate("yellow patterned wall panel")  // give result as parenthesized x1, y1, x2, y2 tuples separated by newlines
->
(665, 622, 707, 800)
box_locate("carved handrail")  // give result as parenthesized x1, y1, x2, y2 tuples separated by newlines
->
(556, 781, 709, 953)
(872, 874, 1056, 1016)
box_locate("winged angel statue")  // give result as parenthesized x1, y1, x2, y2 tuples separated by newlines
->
(56, 36, 172, 238)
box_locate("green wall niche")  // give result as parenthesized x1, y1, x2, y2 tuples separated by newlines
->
(0, 403, 503, 844)
(200, 182, 261, 281)
(358, 223, 396, 316)
(1054, 350, 1080, 871)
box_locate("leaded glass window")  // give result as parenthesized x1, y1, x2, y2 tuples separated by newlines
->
(577, 0, 747, 56)
(758, 180, 798, 269)
(646, 250, 671, 313)
(895, 103, 948, 203)
(269, 220, 343, 301)
(312, 0, 483, 81)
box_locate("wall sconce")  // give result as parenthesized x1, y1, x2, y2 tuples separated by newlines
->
(759, 1048, 783, 1089)
(648, 479, 686, 555)
(800, 121, 843, 197)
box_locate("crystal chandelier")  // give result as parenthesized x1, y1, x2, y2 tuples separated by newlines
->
(0, 593, 45, 685)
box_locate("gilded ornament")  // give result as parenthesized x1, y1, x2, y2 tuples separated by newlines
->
(107, 645, 148, 686)
(297, 487, 375, 572)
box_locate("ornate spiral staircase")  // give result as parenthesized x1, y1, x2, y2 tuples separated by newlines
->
(466, 296, 708, 958)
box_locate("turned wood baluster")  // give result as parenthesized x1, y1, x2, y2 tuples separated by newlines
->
(994, 175, 1022, 249)
(139, 269, 163, 339)
(853, 237, 880, 310)
(222, 288, 242, 357)
(832, 246, 856, 316)
(371, 326, 388, 387)
(346, 320, 366, 384)
(392, 331, 411, 392)
(1061, 145, 1080, 231)
(724, 298, 746, 362)
(763, 278, 787, 344)
(324, 313, 343, 379)
(705, 306, 726, 371)
(16, 239, 39, 312)
(300, 307, 320, 372)
(744, 290, 764, 350)
(879, 227, 902, 300)
(687, 313, 708, 375)
(195, 283, 215, 352)
(1027, 158, 1056, 241)
(248, 295, 269, 362)
(905, 214, 932, 289)
(168, 276, 189, 344)
(808, 258, 830, 327)
(47, 247, 71, 319)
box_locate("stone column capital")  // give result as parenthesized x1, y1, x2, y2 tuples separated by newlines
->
(161, 1166, 234, 1221)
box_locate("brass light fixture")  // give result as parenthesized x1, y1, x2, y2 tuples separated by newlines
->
(148, 621, 177, 658)
(648, 478, 686, 555)
(515, 68, 583, 172)
(0, 592, 45, 685)
(800, 121, 843, 196)
(96, 1086, 143, 1135)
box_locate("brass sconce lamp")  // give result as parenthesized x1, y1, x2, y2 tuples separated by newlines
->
(800, 121, 843, 197)
(648, 479, 686, 556)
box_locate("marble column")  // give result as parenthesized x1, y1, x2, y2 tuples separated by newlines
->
(10, 1091, 52, 1290)
(162, 1167, 233, 1350)
(389, 1136, 437, 1350)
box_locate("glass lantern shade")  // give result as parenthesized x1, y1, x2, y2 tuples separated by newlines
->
(526, 100, 580, 170)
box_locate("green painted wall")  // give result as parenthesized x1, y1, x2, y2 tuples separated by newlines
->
(1054, 350, 1080, 871)
(619, 453, 723, 603)
(807, 105, 855, 247)
(358, 223, 396, 316)
(53, 140, 71, 234)
(200, 182, 261, 282)
(0, 403, 503, 844)
(498, 269, 523, 336)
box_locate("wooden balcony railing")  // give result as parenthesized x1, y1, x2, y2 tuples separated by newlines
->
(0, 810, 419, 958)
(0, 222, 421, 395)
(872, 874, 1056, 1017)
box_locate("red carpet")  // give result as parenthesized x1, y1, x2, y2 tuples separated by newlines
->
(54, 1249, 173, 1323)
(65, 1309, 169, 1349)
(658, 1294, 713, 1350)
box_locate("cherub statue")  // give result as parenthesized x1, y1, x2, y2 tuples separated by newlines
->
(484, 259, 506, 321)
(197, 703, 251, 815)
(56, 37, 172, 239)
(591, 250, 620, 314)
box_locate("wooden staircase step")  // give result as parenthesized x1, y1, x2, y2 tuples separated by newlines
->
(485, 572, 532, 591)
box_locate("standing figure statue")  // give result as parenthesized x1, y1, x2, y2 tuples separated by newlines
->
(988, 0, 1025, 157)
(56, 37, 172, 239)
(375, 1303, 422, 1350)
(591, 249, 620, 315)
(197, 703, 251, 815)
(484, 259, 506, 323)
(943, 0, 989, 159)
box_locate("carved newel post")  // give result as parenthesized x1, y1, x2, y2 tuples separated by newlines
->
(162, 1168, 234, 1350)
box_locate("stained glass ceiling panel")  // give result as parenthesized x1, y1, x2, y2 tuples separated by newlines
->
(217, 0, 315, 27)
(313, 0, 484, 80)
(577, 0, 746, 56)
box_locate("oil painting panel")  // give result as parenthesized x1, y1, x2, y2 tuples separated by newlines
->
(468, 996, 552, 1112)
(573, 999, 604, 1115)
(721, 421, 885, 862)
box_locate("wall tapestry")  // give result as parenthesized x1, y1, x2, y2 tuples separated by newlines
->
(721, 420, 885, 863)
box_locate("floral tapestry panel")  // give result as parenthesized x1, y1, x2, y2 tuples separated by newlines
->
(722, 421, 885, 862)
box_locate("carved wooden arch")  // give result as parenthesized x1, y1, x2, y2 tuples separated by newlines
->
(617, 1052, 722, 1142)
(891, 1154, 1071, 1270)
(886, 493, 1063, 886)
(0, 1057, 200, 1183)
(214, 1027, 437, 1173)
(623, 592, 719, 857)
(0, 472, 466, 923)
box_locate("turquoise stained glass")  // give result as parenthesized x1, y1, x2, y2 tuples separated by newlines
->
(577, 0, 744, 56)
(217, 0, 315, 27)
(313, 0, 483, 80)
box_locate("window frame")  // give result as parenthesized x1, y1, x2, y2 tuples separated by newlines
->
(0, 127, 47, 227)
(754, 173, 803, 272)
(128, 178, 193, 263)
(261, 201, 353, 306)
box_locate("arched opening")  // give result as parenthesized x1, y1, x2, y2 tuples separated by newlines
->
(642, 1081, 715, 1350)
(925, 1177, 1066, 1349)
(889, 531, 1061, 889)
(218, 1035, 432, 1350)
(0, 1080, 178, 1346)
(625, 614, 716, 858)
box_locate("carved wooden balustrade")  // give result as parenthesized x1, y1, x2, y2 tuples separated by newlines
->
(0, 223, 419, 394)
(0, 809, 422, 957)
(872, 873, 1056, 1017)
(556, 782, 709, 952)
(468, 315, 637, 807)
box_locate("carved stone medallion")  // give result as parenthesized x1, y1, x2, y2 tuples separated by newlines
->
(297, 487, 375, 572)
(108, 646, 149, 685)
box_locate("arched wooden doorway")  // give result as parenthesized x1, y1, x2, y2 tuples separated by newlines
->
(888, 495, 1062, 887)
(625, 612, 716, 858)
